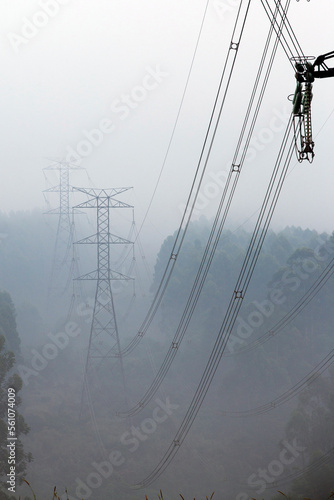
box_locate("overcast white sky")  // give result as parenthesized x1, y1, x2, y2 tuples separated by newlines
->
(1, 0, 334, 251)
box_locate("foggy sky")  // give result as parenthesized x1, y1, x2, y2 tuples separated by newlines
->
(1, 0, 334, 251)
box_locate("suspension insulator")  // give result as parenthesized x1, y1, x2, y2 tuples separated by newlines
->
(292, 83, 302, 114)
(302, 84, 313, 114)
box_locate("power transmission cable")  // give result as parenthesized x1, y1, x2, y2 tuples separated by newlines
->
(273, 0, 305, 57)
(261, 0, 305, 66)
(270, 0, 304, 59)
(126, 3, 310, 482)
(135, 0, 211, 241)
(112, 210, 150, 299)
(266, 448, 334, 489)
(114, 0, 211, 275)
(114, 0, 252, 359)
(108, 0, 310, 487)
(111, 207, 152, 300)
(132, 214, 153, 281)
(226, 253, 334, 356)
(118, 0, 287, 418)
(261, 0, 294, 65)
(237, 447, 334, 490)
(204, 104, 334, 261)
(129, 113, 295, 488)
(110, 223, 134, 270)
(221, 346, 334, 417)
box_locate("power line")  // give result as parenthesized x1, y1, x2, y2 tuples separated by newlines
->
(136, 0, 211, 240)
(237, 447, 334, 490)
(118, 0, 288, 418)
(130, 113, 295, 490)
(227, 253, 334, 357)
(221, 346, 334, 417)
(261, 0, 304, 67)
(113, 0, 253, 359)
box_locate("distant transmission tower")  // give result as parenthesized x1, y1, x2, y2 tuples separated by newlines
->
(73, 187, 133, 384)
(44, 161, 83, 302)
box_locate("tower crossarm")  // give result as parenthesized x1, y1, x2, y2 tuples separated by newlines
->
(75, 233, 133, 245)
(75, 269, 134, 281)
(73, 187, 132, 198)
(73, 198, 133, 210)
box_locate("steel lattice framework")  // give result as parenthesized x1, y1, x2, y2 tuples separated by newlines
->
(44, 161, 83, 299)
(73, 187, 133, 373)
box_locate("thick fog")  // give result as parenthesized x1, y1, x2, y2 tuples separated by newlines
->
(1, 0, 334, 238)
(1, 2, 334, 499)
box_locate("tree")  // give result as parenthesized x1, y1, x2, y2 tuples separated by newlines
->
(0, 292, 20, 357)
(0, 331, 32, 497)
(281, 368, 334, 498)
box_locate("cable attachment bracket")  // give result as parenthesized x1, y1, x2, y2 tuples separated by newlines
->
(291, 56, 315, 162)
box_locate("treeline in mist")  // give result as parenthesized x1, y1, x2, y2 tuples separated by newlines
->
(0, 211, 333, 499)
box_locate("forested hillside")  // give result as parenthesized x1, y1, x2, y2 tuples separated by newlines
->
(0, 211, 333, 499)
(0, 294, 32, 499)
(151, 219, 334, 499)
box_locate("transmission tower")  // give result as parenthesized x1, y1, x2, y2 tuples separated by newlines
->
(73, 187, 134, 382)
(44, 161, 83, 302)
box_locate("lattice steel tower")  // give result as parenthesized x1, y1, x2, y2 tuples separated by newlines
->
(44, 161, 82, 300)
(73, 187, 133, 375)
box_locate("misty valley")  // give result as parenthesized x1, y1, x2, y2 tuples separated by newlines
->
(0, 210, 333, 499)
